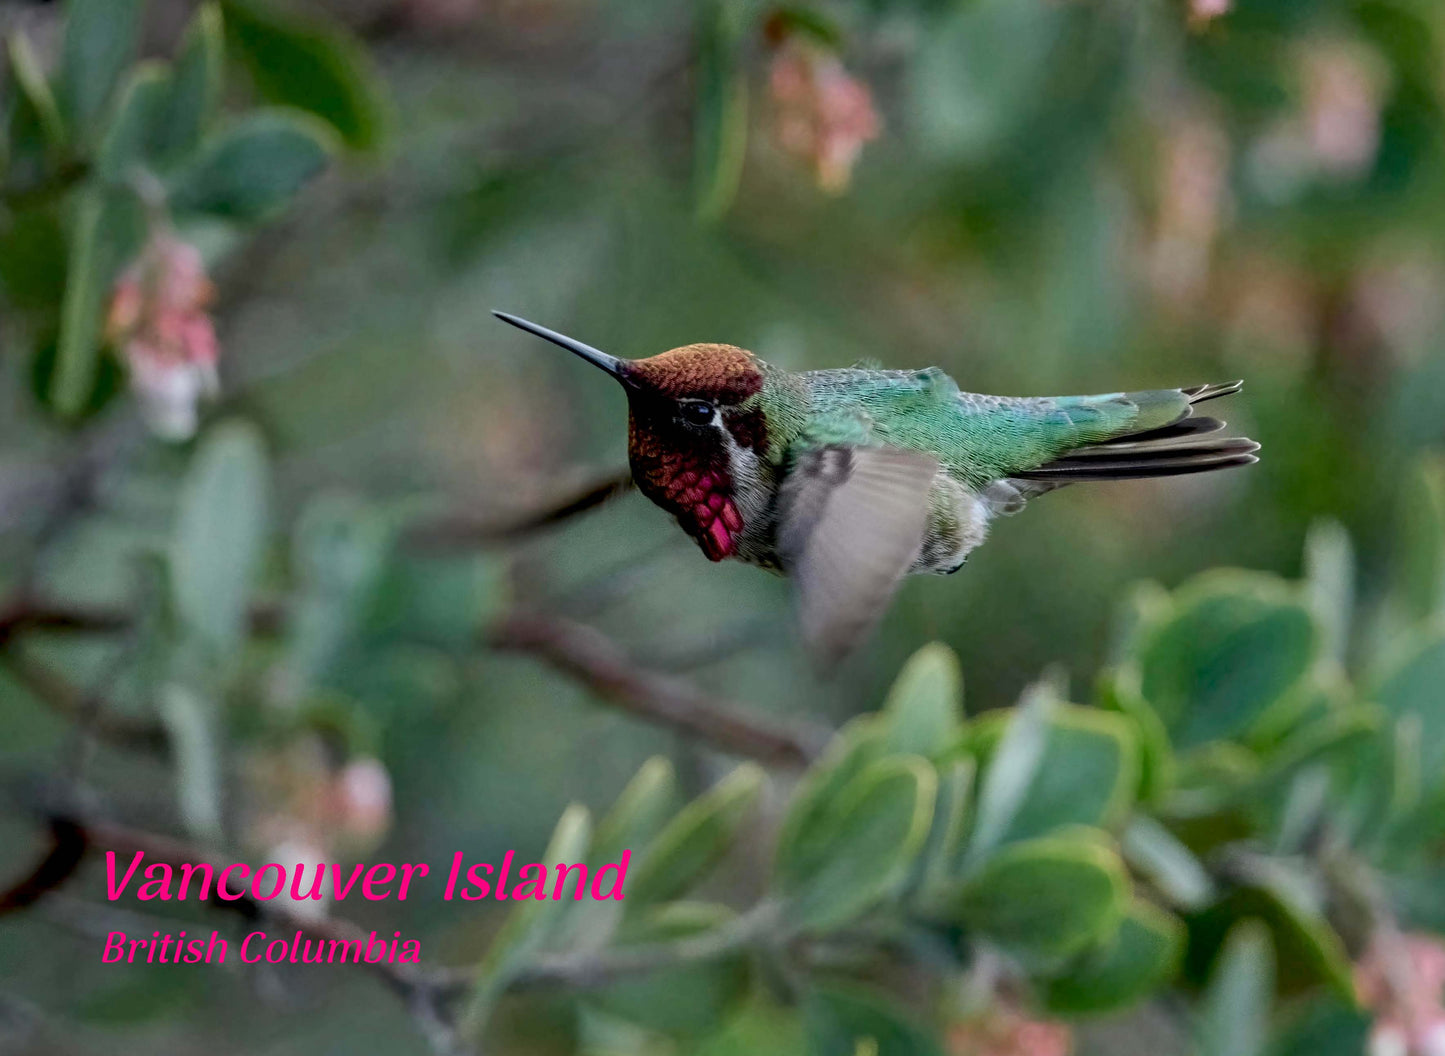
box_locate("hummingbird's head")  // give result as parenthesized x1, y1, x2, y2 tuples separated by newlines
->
(494, 312, 770, 561)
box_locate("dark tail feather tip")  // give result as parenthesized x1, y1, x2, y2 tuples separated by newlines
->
(1183, 380, 1244, 404)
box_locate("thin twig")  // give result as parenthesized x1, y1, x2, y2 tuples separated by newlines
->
(0, 817, 87, 916)
(2, 602, 824, 767)
(403, 470, 635, 551)
(0, 647, 169, 752)
(485, 613, 826, 767)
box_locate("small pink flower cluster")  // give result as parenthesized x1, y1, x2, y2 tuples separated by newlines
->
(1356, 932, 1445, 1056)
(106, 235, 220, 440)
(244, 736, 394, 920)
(1247, 38, 1386, 200)
(1188, 0, 1231, 28)
(1150, 111, 1231, 306)
(768, 38, 881, 194)
(948, 1006, 1072, 1056)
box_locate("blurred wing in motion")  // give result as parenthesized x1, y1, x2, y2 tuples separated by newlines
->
(778, 446, 939, 665)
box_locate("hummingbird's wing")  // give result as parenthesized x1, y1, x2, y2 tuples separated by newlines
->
(778, 446, 939, 665)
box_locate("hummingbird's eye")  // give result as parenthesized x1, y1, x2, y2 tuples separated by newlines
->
(678, 400, 715, 426)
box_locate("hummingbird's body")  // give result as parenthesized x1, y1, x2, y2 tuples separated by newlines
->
(496, 312, 1259, 659)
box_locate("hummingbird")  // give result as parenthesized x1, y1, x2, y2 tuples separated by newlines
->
(494, 311, 1259, 662)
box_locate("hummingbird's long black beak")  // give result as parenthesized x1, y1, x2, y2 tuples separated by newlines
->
(493, 310, 630, 382)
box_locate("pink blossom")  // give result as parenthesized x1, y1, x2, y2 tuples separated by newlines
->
(768, 40, 881, 194)
(1357, 932, 1445, 1056)
(1352, 247, 1445, 362)
(948, 1007, 1072, 1056)
(331, 757, 394, 846)
(243, 739, 394, 857)
(1248, 38, 1386, 200)
(1188, 0, 1231, 28)
(106, 235, 220, 440)
(1150, 112, 1231, 306)
(1301, 40, 1385, 177)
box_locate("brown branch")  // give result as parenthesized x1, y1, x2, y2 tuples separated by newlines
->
(403, 470, 635, 552)
(485, 614, 826, 767)
(2, 601, 823, 767)
(0, 647, 169, 752)
(0, 818, 87, 916)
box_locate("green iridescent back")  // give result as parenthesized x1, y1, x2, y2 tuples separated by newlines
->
(752, 365, 1191, 489)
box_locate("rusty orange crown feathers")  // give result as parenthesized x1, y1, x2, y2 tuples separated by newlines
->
(623, 344, 764, 403)
(492, 311, 764, 404)
(493, 312, 765, 562)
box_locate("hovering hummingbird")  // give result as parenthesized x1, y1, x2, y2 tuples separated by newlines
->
(495, 311, 1259, 662)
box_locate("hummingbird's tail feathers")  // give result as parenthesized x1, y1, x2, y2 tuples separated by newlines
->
(1099, 380, 1240, 446)
(1103, 414, 1226, 447)
(1012, 436, 1260, 482)
(1181, 380, 1245, 404)
(1013, 380, 1257, 483)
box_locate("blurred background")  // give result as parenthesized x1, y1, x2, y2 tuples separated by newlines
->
(1, 0, 1444, 1052)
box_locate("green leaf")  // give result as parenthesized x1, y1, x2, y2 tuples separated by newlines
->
(51, 184, 146, 417)
(782, 757, 937, 931)
(1121, 816, 1215, 912)
(627, 763, 764, 908)
(96, 63, 172, 181)
(29, 333, 125, 420)
(1096, 667, 1174, 805)
(961, 679, 1054, 870)
(1269, 996, 1372, 1056)
(169, 110, 333, 220)
(881, 642, 964, 757)
(775, 715, 889, 887)
(694, 0, 750, 221)
(1303, 519, 1354, 667)
(158, 682, 221, 842)
(592, 756, 677, 867)
(1042, 900, 1183, 1015)
(1108, 579, 1173, 666)
(1259, 706, 1377, 790)
(950, 834, 1129, 962)
(1185, 883, 1353, 1000)
(1371, 629, 1445, 775)
(1140, 573, 1318, 749)
(275, 493, 393, 700)
(1391, 455, 1445, 623)
(364, 548, 506, 651)
(460, 804, 591, 1043)
(155, 3, 225, 162)
(220, 0, 388, 152)
(171, 420, 271, 656)
(1197, 921, 1274, 1056)
(0, 204, 68, 313)
(997, 704, 1139, 845)
(916, 754, 975, 896)
(58, 0, 145, 144)
(588, 903, 751, 1037)
(804, 983, 944, 1056)
(4, 32, 67, 182)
